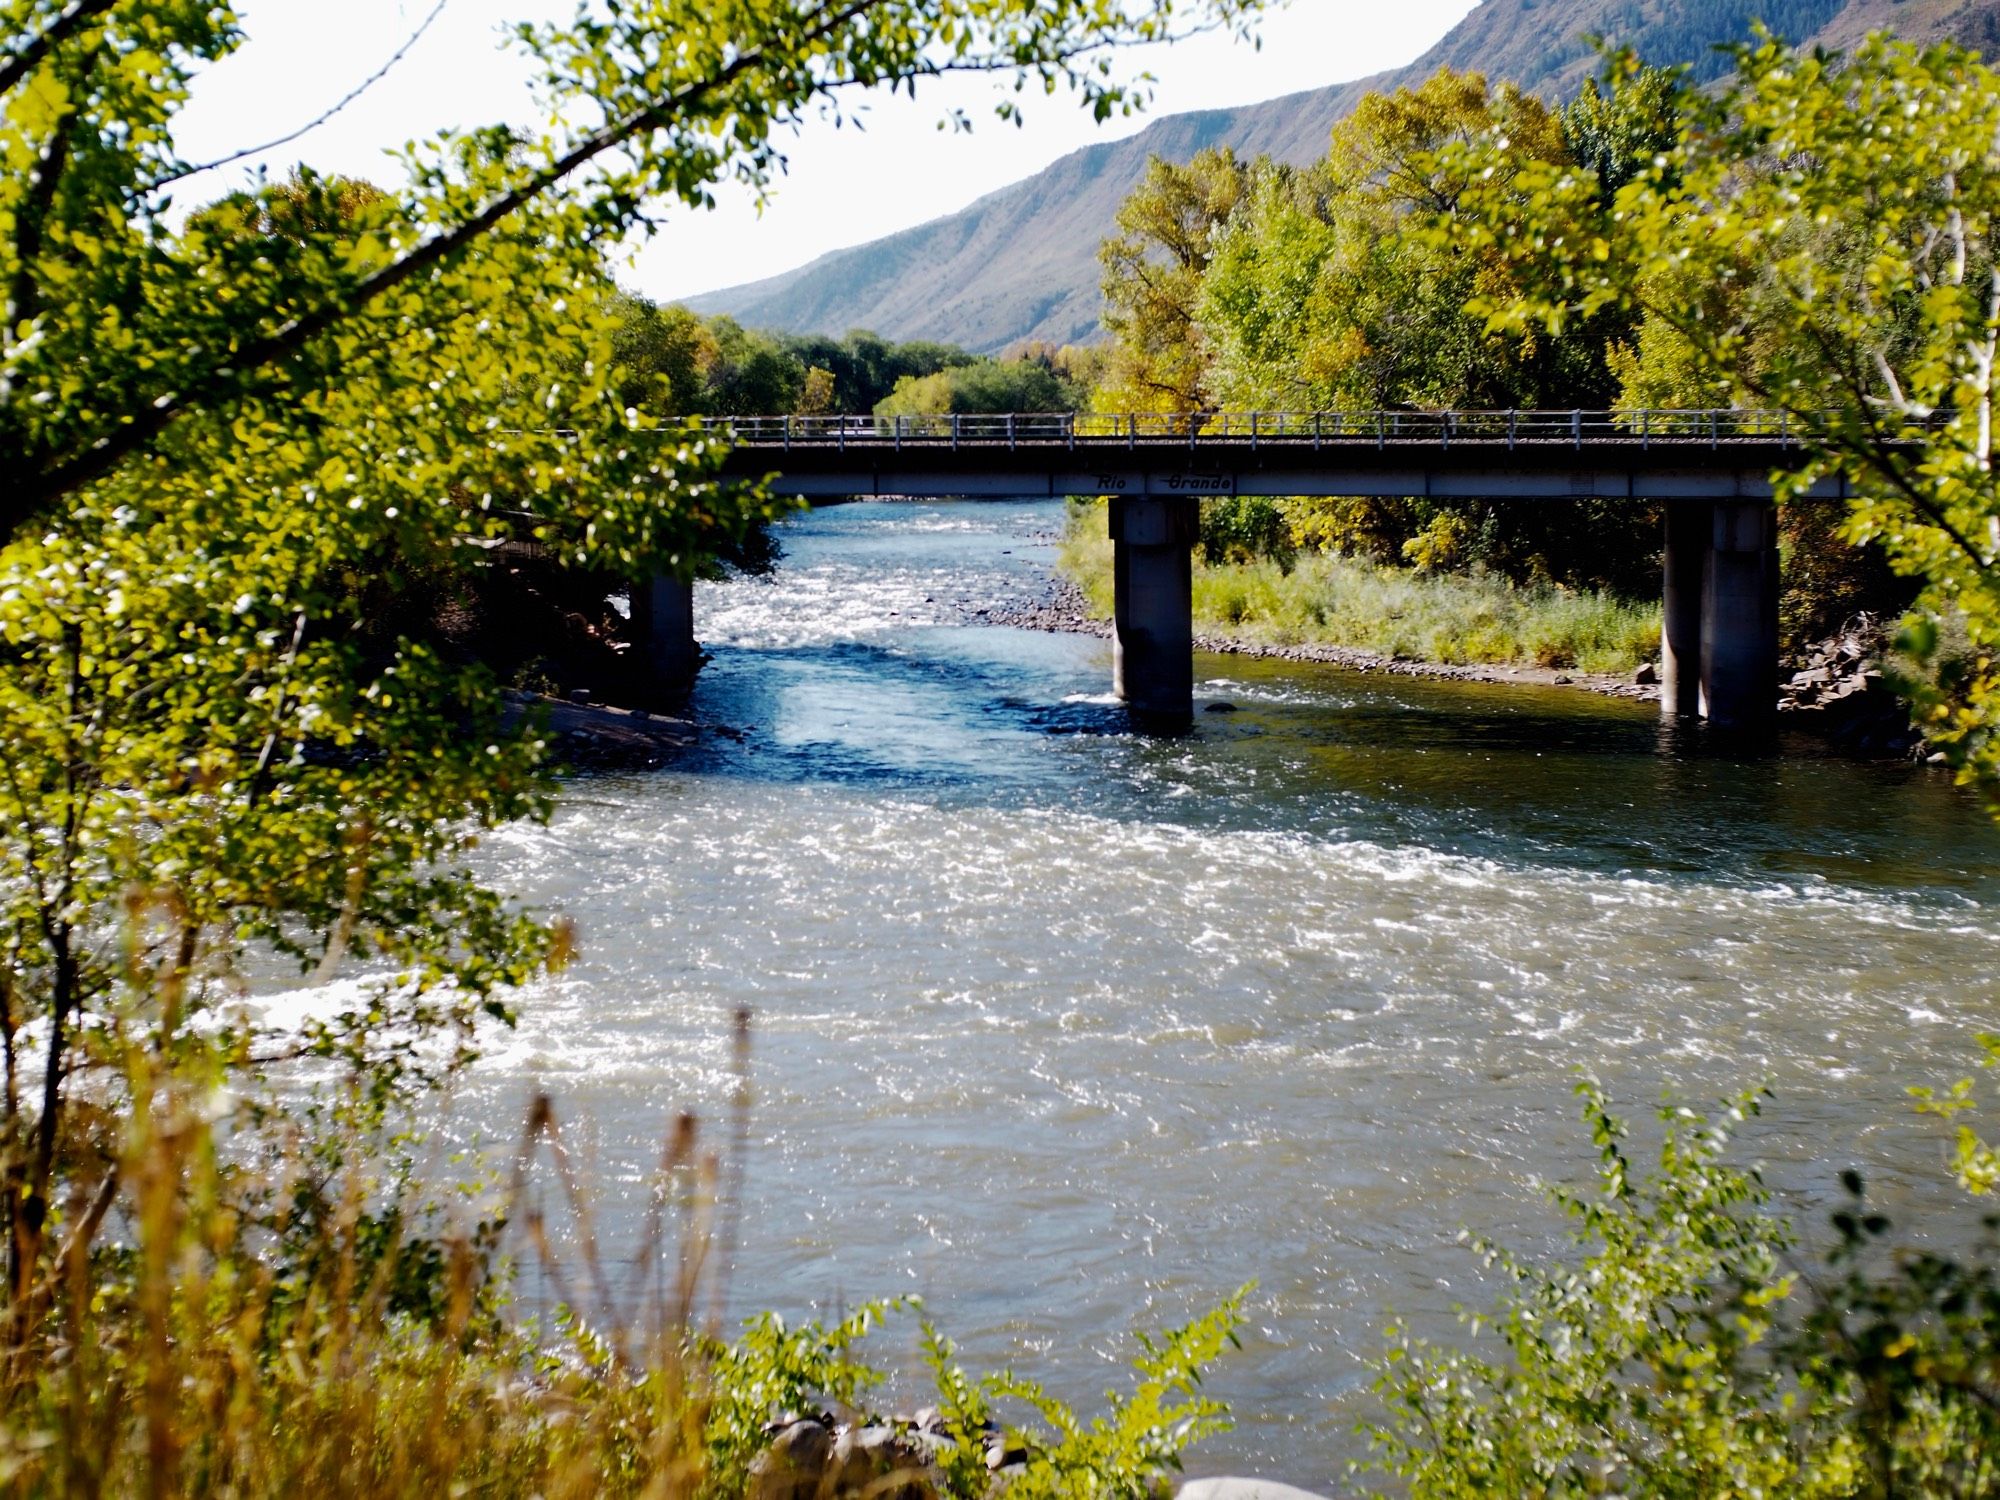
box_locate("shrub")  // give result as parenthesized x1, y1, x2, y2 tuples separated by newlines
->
(1362, 1060, 2000, 1498)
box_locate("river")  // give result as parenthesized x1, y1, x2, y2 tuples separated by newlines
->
(454, 497, 2000, 1487)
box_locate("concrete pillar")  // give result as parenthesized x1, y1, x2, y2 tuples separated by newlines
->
(1660, 501, 1709, 718)
(1110, 495, 1198, 730)
(1699, 500, 1780, 733)
(631, 572, 701, 698)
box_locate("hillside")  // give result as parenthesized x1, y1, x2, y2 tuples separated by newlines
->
(688, 0, 1999, 353)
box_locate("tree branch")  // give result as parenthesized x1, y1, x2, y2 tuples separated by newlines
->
(139, 0, 450, 197)
(12, 0, 885, 526)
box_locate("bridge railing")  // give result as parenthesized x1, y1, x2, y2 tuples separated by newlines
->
(694, 409, 1815, 448)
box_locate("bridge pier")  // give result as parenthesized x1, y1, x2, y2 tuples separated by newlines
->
(1699, 499, 1780, 732)
(1110, 495, 1199, 730)
(1660, 501, 1708, 718)
(631, 572, 701, 701)
(1658, 499, 1780, 731)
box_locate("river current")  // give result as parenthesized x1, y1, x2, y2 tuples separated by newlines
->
(446, 498, 1997, 1485)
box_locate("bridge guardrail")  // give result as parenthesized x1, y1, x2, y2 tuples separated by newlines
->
(692, 409, 1834, 451)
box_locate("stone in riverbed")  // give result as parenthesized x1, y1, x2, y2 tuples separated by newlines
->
(1633, 661, 1658, 686)
(1177, 1481, 1334, 1500)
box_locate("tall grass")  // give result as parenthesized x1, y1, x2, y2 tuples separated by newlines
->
(1060, 519, 1662, 675)
(3, 1013, 1241, 1498)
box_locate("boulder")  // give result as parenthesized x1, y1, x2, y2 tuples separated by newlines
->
(827, 1425, 939, 1499)
(747, 1419, 835, 1500)
(1177, 1481, 1333, 1500)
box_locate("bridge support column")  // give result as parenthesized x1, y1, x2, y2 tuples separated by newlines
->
(631, 572, 701, 701)
(1660, 501, 1709, 718)
(1110, 495, 1198, 731)
(1699, 500, 1780, 733)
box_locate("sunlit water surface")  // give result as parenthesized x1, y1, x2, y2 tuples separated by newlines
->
(342, 501, 2000, 1485)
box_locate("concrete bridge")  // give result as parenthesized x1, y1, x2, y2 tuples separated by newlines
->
(639, 410, 1851, 732)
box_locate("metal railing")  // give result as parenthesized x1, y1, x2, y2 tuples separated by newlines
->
(692, 409, 1817, 451)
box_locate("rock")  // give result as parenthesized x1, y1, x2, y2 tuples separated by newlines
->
(747, 1419, 835, 1500)
(568, 687, 592, 704)
(1553, 674, 1574, 685)
(827, 1425, 939, 1499)
(1205, 701, 1239, 714)
(1177, 1481, 1334, 1500)
(1633, 661, 1659, 686)
(985, 1440, 1029, 1471)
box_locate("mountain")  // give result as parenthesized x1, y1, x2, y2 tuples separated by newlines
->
(687, 0, 1999, 353)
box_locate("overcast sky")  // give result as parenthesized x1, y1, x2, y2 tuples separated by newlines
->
(169, 0, 1479, 302)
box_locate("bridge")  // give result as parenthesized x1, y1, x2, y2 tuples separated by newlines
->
(636, 410, 1846, 731)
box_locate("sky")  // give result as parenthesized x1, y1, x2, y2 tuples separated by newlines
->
(169, 0, 1480, 302)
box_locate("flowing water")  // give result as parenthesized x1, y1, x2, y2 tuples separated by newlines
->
(447, 498, 1998, 1486)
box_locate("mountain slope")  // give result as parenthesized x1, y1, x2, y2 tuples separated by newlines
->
(688, 0, 1997, 353)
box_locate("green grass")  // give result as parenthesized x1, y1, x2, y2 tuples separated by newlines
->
(1060, 521, 1662, 675)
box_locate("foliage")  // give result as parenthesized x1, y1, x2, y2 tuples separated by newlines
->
(0, 0, 1271, 1388)
(1090, 68, 1677, 602)
(1194, 70, 1601, 414)
(875, 355, 1081, 416)
(1199, 494, 1295, 571)
(1442, 35, 2000, 809)
(0, 1038, 1246, 1498)
(1096, 147, 1249, 412)
(607, 302, 993, 418)
(1363, 1061, 2000, 1498)
(1363, 1082, 1817, 1497)
(919, 1292, 1246, 1499)
(775, 329, 984, 414)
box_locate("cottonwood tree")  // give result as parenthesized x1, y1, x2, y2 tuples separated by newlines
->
(0, 0, 1263, 1313)
(1095, 146, 1248, 412)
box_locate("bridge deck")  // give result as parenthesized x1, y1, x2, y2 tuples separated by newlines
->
(702, 410, 1845, 501)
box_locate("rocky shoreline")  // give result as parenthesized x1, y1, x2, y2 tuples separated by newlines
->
(746, 1409, 1329, 1499)
(981, 577, 1928, 758)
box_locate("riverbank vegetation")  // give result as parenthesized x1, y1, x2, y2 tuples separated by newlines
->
(1061, 504, 1663, 672)
(1367, 1068, 2000, 1496)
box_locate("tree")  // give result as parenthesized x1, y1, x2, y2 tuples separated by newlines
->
(1443, 35, 2000, 809)
(1095, 147, 1248, 412)
(0, 0, 1267, 1325)
(1187, 70, 1649, 588)
(874, 357, 1074, 416)
(3, 0, 1266, 532)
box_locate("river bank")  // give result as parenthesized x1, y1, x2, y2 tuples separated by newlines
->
(983, 572, 1656, 699)
(984, 568, 1927, 758)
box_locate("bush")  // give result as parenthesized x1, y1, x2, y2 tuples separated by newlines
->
(1062, 508, 1662, 673)
(1363, 1058, 2000, 1498)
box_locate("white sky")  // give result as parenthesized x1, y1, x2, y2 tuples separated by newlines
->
(169, 0, 1479, 302)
